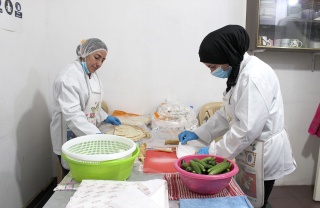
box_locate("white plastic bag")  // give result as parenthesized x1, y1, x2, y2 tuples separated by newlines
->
(151, 101, 198, 131)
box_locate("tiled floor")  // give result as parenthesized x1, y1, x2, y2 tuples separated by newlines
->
(268, 185, 320, 208)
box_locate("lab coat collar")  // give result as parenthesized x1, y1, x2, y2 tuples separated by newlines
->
(240, 52, 251, 73)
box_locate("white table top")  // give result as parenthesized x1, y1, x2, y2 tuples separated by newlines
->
(43, 164, 180, 208)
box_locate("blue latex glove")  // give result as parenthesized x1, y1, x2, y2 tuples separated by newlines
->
(197, 147, 209, 154)
(178, 130, 198, 144)
(104, 116, 121, 126)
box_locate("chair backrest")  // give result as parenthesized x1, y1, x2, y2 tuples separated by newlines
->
(198, 102, 223, 142)
(198, 102, 223, 125)
(101, 101, 109, 114)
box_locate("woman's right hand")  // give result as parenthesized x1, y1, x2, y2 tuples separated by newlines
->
(104, 116, 121, 126)
(178, 130, 198, 144)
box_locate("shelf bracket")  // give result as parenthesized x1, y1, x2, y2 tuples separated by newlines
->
(312, 53, 320, 72)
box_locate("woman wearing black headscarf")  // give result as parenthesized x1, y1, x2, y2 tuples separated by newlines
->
(178, 25, 296, 208)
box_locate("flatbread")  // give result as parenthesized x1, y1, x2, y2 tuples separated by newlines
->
(106, 124, 150, 141)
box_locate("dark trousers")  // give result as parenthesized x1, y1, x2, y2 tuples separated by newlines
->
(262, 180, 275, 208)
(57, 155, 70, 178)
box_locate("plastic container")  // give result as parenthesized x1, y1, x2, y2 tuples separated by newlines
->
(62, 134, 136, 162)
(174, 154, 239, 195)
(62, 146, 140, 182)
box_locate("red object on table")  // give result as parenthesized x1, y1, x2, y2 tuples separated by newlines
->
(143, 150, 178, 173)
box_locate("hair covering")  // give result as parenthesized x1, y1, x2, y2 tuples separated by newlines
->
(76, 38, 108, 58)
(198, 25, 250, 92)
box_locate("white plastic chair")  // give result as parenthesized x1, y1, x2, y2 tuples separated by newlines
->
(198, 102, 223, 142)
(101, 100, 109, 114)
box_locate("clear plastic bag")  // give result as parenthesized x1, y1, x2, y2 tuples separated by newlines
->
(151, 101, 198, 131)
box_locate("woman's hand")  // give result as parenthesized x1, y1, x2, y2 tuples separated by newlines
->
(197, 147, 209, 154)
(178, 130, 198, 144)
(104, 116, 121, 126)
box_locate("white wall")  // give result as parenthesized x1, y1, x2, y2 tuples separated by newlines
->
(0, 1, 53, 207)
(46, 0, 246, 114)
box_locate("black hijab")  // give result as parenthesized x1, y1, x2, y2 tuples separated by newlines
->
(198, 25, 250, 92)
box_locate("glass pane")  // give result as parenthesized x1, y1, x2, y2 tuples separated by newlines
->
(258, 0, 320, 49)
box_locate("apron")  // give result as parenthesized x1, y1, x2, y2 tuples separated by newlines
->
(61, 72, 103, 169)
(223, 86, 264, 208)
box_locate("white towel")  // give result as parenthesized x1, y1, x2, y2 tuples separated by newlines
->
(66, 179, 169, 208)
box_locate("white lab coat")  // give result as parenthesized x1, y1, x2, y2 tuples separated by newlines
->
(194, 53, 296, 180)
(50, 60, 108, 155)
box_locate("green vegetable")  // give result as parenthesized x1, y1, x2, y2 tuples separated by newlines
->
(208, 159, 231, 175)
(193, 158, 214, 169)
(192, 159, 206, 173)
(189, 160, 202, 174)
(179, 157, 231, 175)
(185, 166, 193, 172)
(200, 156, 215, 163)
(181, 163, 190, 170)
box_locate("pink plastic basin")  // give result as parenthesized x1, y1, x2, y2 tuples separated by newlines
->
(174, 154, 239, 195)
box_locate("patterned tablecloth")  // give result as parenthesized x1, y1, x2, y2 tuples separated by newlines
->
(164, 173, 245, 200)
(54, 172, 79, 191)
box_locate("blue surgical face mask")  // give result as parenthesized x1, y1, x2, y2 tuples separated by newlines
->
(211, 65, 232, 78)
(81, 61, 90, 75)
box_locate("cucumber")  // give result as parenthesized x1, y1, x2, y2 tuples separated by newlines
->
(192, 159, 206, 173)
(181, 163, 190, 170)
(208, 160, 230, 175)
(207, 159, 216, 166)
(189, 160, 202, 174)
(200, 156, 215, 163)
(193, 158, 214, 169)
(185, 166, 193, 172)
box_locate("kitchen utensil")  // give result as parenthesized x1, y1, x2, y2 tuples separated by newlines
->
(310, 40, 320, 48)
(258, 36, 268, 46)
(62, 134, 136, 162)
(62, 146, 139, 182)
(143, 150, 178, 173)
(280, 39, 290, 47)
(174, 154, 239, 195)
(290, 39, 303, 48)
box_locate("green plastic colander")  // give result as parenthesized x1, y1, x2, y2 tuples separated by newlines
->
(62, 146, 140, 182)
(62, 134, 136, 162)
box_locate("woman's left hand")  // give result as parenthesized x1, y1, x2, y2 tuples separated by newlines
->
(197, 147, 209, 154)
(104, 116, 121, 125)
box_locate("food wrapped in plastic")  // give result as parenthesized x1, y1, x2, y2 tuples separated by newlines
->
(99, 110, 151, 143)
(151, 101, 198, 131)
(112, 110, 151, 126)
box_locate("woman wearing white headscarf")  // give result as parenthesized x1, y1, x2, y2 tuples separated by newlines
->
(50, 38, 121, 175)
(178, 25, 296, 208)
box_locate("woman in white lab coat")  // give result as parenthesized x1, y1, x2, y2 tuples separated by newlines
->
(50, 38, 121, 176)
(178, 25, 296, 208)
